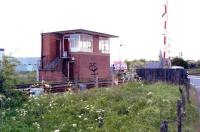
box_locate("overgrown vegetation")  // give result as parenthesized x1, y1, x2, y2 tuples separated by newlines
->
(171, 57, 189, 69)
(0, 56, 199, 131)
(125, 59, 145, 72)
(188, 68, 200, 75)
(0, 82, 198, 131)
(0, 56, 28, 108)
(17, 71, 37, 84)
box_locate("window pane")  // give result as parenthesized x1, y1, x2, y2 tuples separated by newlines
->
(80, 34, 93, 52)
(99, 37, 110, 54)
(70, 34, 79, 52)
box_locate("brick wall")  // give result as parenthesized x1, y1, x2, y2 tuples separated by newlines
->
(93, 35, 99, 53)
(42, 33, 61, 67)
(39, 70, 65, 82)
(72, 52, 110, 82)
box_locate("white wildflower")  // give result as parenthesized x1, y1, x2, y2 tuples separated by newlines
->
(98, 116, 103, 120)
(54, 129, 60, 132)
(96, 109, 104, 113)
(78, 115, 82, 118)
(33, 122, 40, 129)
(84, 118, 88, 121)
(19, 109, 27, 116)
(147, 92, 152, 96)
(88, 126, 93, 129)
(166, 99, 170, 103)
(72, 123, 77, 127)
(7, 97, 11, 101)
(147, 99, 152, 104)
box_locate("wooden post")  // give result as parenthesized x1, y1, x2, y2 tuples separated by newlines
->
(177, 100, 182, 132)
(181, 92, 186, 113)
(186, 78, 190, 102)
(95, 75, 98, 88)
(112, 74, 114, 87)
(160, 120, 168, 132)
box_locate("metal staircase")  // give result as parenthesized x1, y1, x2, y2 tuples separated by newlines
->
(44, 57, 62, 70)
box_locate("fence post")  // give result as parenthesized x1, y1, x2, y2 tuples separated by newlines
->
(95, 75, 99, 88)
(181, 91, 186, 113)
(186, 78, 190, 102)
(177, 100, 182, 132)
(160, 120, 168, 132)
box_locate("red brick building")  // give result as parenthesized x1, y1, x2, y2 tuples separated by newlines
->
(39, 29, 118, 82)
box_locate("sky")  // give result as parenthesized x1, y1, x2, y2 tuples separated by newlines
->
(0, 0, 200, 62)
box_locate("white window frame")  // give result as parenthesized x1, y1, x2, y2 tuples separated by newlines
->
(99, 37, 110, 54)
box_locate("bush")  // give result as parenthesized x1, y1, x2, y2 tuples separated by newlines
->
(2, 89, 28, 108)
(197, 60, 200, 68)
(0, 56, 27, 108)
(171, 57, 188, 69)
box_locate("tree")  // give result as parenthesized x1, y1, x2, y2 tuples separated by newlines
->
(125, 59, 131, 71)
(187, 60, 197, 69)
(124, 59, 145, 72)
(0, 56, 19, 92)
(0, 56, 27, 108)
(197, 60, 200, 68)
(171, 57, 188, 69)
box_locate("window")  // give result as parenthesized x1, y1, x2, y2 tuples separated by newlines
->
(69, 34, 79, 52)
(65, 34, 93, 52)
(80, 34, 93, 52)
(99, 37, 110, 54)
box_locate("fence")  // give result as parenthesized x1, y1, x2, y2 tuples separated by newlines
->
(160, 87, 186, 132)
(135, 68, 189, 132)
(135, 68, 188, 85)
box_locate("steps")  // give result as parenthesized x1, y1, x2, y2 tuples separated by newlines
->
(44, 58, 62, 70)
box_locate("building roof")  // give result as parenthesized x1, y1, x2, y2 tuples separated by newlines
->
(43, 29, 118, 38)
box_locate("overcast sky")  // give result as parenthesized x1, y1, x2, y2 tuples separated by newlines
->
(0, 0, 200, 62)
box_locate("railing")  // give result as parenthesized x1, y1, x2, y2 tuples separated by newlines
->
(43, 57, 61, 70)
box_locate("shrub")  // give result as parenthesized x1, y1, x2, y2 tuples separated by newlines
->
(0, 56, 28, 108)
(171, 57, 188, 69)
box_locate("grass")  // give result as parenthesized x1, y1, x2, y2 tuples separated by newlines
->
(16, 71, 36, 84)
(189, 86, 200, 131)
(188, 68, 200, 75)
(0, 82, 199, 131)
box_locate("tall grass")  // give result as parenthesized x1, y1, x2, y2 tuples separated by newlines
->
(0, 82, 198, 131)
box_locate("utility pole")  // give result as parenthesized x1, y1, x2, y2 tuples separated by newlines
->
(162, 0, 171, 67)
